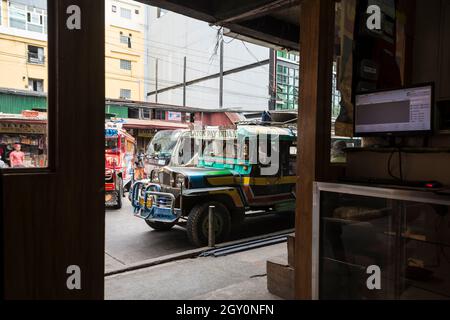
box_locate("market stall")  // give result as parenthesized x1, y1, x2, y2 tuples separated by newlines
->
(0, 111, 47, 168)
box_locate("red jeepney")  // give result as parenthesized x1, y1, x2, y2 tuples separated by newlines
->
(105, 122, 136, 209)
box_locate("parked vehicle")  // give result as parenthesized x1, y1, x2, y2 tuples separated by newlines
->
(131, 124, 297, 246)
(105, 122, 136, 209)
(143, 130, 186, 176)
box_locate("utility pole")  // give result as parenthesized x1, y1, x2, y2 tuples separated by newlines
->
(219, 29, 224, 108)
(183, 56, 187, 107)
(155, 58, 159, 104)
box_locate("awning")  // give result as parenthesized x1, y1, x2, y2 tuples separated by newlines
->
(121, 119, 189, 131)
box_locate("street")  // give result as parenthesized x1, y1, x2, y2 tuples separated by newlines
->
(105, 194, 295, 273)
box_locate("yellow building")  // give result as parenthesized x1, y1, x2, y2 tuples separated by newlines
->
(0, 0, 48, 93)
(0, 0, 147, 107)
(105, 0, 147, 102)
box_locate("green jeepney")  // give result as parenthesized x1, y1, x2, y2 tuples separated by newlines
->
(131, 124, 297, 246)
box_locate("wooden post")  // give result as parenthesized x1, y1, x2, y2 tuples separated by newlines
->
(295, 0, 335, 300)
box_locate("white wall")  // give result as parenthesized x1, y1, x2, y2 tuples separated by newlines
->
(145, 7, 270, 111)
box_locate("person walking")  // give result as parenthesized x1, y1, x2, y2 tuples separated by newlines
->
(9, 144, 25, 168)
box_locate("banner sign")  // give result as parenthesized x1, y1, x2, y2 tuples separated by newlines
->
(138, 129, 155, 138)
(0, 122, 46, 134)
(168, 112, 182, 122)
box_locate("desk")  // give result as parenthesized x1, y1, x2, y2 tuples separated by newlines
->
(345, 148, 450, 186)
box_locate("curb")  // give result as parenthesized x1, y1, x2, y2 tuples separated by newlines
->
(105, 228, 295, 277)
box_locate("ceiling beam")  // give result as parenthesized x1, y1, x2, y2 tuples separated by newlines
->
(214, 0, 301, 24)
(138, 0, 300, 51)
(223, 16, 300, 50)
(140, 0, 216, 23)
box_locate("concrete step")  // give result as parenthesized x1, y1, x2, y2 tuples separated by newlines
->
(266, 234, 296, 300)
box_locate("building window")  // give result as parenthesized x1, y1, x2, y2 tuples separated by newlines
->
(154, 110, 166, 120)
(120, 89, 131, 100)
(120, 7, 132, 19)
(9, 2, 47, 34)
(28, 78, 44, 92)
(135, 9, 139, 15)
(120, 59, 132, 71)
(27, 46, 45, 64)
(157, 8, 168, 18)
(120, 33, 132, 48)
(112, 5, 117, 13)
(276, 63, 299, 110)
(142, 109, 151, 119)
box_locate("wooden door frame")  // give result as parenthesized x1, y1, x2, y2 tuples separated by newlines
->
(1, 0, 105, 299)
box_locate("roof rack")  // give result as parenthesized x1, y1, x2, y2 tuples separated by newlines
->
(236, 118, 298, 128)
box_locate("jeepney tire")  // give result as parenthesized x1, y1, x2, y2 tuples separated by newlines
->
(145, 220, 176, 231)
(186, 202, 231, 247)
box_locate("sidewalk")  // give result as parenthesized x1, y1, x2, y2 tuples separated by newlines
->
(105, 243, 286, 300)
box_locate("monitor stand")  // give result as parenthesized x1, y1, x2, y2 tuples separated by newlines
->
(387, 136, 406, 149)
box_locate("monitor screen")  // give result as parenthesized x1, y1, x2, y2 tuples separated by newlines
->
(354, 85, 433, 136)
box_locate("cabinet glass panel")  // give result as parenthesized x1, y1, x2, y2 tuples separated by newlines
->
(318, 189, 450, 300)
(399, 201, 450, 299)
(319, 192, 398, 299)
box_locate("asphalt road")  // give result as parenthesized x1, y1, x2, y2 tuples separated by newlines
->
(105, 195, 295, 273)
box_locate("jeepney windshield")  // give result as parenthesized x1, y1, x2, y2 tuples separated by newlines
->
(202, 138, 240, 163)
(147, 130, 183, 157)
(105, 137, 119, 153)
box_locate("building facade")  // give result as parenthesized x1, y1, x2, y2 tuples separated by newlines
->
(105, 0, 148, 102)
(144, 6, 271, 111)
(273, 50, 300, 110)
(0, 0, 48, 94)
(0, 0, 149, 117)
(0, 0, 303, 116)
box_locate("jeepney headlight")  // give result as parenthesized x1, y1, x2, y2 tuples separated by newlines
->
(146, 195, 154, 208)
(174, 174, 186, 188)
(151, 170, 159, 183)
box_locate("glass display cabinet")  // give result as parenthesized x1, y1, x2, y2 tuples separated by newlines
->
(313, 183, 450, 300)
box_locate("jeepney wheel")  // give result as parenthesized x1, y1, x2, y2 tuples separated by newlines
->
(186, 202, 231, 247)
(145, 220, 176, 231)
(113, 177, 123, 210)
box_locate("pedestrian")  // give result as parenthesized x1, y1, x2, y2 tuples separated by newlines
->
(9, 144, 25, 168)
(134, 150, 146, 180)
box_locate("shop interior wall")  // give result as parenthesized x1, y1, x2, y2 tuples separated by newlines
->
(346, 0, 450, 182)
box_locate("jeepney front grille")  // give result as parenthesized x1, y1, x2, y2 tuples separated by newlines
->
(159, 172, 171, 186)
(155, 196, 173, 209)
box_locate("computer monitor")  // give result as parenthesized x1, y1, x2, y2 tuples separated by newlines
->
(354, 84, 434, 136)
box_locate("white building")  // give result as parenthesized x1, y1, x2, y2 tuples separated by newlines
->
(144, 7, 271, 111)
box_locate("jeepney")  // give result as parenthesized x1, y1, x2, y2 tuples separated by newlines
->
(105, 122, 136, 209)
(144, 129, 187, 176)
(131, 124, 297, 246)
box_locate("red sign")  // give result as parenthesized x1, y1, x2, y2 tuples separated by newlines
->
(21, 110, 40, 118)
